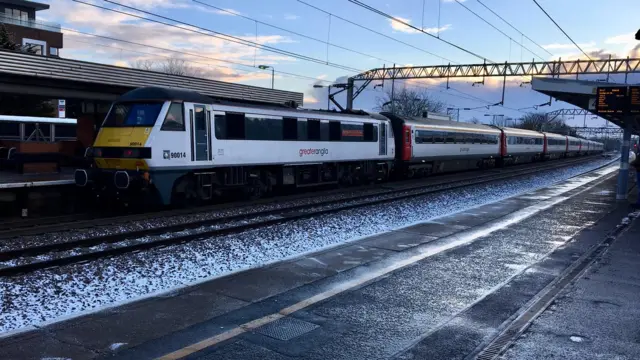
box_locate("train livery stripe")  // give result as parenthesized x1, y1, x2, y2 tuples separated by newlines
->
(93, 127, 152, 148)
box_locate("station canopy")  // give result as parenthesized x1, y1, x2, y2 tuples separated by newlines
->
(532, 77, 640, 135)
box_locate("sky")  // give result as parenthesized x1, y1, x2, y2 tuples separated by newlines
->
(33, 0, 640, 126)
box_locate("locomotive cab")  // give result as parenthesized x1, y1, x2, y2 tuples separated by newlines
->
(75, 87, 214, 204)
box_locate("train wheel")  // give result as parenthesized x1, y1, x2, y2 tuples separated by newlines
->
(171, 176, 197, 207)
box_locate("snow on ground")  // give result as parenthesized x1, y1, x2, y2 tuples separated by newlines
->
(0, 158, 617, 334)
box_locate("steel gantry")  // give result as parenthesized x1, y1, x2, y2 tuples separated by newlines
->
(345, 57, 640, 109)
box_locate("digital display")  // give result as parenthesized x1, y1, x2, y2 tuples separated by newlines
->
(596, 86, 627, 115)
(629, 86, 640, 114)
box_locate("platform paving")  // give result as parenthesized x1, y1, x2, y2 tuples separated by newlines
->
(502, 212, 640, 360)
(0, 166, 636, 360)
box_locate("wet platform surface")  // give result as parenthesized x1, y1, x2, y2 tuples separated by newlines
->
(0, 166, 638, 360)
(503, 211, 640, 360)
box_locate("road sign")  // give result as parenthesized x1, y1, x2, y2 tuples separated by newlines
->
(596, 86, 627, 115)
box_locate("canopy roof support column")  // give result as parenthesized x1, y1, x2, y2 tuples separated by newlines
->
(617, 121, 633, 201)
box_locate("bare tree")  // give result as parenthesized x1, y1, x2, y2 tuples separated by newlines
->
(467, 117, 481, 124)
(375, 87, 446, 117)
(516, 111, 577, 136)
(130, 59, 156, 71)
(130, 58, 203, 77)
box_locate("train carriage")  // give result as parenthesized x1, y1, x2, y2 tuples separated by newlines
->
(566, 136, 582, 156)
(383, 113, 502, 176)
(500, 127, 545, 164)
(76, 87, 395, 205)
(543, 132, 567, 160)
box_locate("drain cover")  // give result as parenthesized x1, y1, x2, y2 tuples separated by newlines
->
(254, 317, 319, 341)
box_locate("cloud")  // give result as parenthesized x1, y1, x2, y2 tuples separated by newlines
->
(209, 8, 242, 16)
(51, 0, 296, 85)
(541, 42, 596, 50)
(388, 16, 451, 34)
(284, 13, 299, 20)
(604, 33, 636, 45)
(317, 74, 327, 79)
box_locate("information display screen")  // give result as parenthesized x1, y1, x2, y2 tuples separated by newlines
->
(629, 86, 640, 114)
(596, 87, 627, 115)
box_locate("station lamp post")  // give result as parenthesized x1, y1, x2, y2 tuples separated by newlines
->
(258, 65, 274, 89)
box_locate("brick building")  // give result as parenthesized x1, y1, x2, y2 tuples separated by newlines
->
(0, 0, 62, 56)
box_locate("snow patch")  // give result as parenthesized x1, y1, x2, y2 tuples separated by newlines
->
(570, 335, 584, 343)
(109, 342, 127, 351)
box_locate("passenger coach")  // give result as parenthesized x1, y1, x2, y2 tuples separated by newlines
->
(76, 87, 395, 205)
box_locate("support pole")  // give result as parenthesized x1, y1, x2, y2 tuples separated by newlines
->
(616, 121, 632, 201)
(391, 63, 396, 115)
(346, 78, 354, 110)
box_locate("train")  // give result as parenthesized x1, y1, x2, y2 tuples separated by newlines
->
(74, 87, 604, 205)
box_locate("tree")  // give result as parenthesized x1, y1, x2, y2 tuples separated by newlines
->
(130, 58, 203, 77)
(515, 111, 577, 136)
(467, 117, 481, 124)
(375, 87, 446, 117)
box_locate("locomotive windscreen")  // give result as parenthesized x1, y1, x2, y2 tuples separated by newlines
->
(102, 102, 163, 127)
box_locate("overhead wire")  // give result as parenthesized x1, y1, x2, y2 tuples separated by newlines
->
(454, 0, 545, 61)
(347, 0, 493, 62)
(476, 0, 553, 58)
(296, 0, 457, 64)
(0, 11, 334, 85)
(71, 0, 532, 114)
(192, 0, 396, 64)
(73, 0, 363, 73)
(531, 0, 592, 60)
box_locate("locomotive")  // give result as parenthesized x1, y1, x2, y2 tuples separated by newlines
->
(74, 87, 603, 205)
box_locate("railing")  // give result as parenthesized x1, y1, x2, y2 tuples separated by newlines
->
(0, 14, 61, 33)
(0, 116, 77, 143)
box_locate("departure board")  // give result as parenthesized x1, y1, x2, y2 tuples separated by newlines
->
(629, 86, 640, 114)
(596, 86, 627, 115)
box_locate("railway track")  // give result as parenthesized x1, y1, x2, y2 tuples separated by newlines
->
(0, 156, 614, 277)
(0, 156, 600, 240)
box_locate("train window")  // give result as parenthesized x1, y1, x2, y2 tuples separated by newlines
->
(307, 119, 321, 140)
(320, 122, 329, 141)
(245, 116, 283, 141)
(103, 102, 163, 127)
(341, 123, 363, 142)
(226, 112, 245, 139)
(465, 135, 475, 144)
(373, 125, 378, 142)
(214, 114, 226, 139)
(297, 120, 308, 141)
(283, 117, 297, 140)
(434, 132, 445, 143)
(329, 121, 341, 141)
(363, 123, 374, 142)
(446, 133, 455, 144)
(160, 102, 185, 131)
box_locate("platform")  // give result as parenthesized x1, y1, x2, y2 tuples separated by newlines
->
(0, 165, 637, 359)
(0, 169, 74, 189)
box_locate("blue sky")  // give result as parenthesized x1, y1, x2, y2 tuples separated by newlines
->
(36, 0, 640, 125)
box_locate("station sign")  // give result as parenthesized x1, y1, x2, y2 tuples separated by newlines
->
(58, 99, 66, 118)
(596, 86, 627, 115)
